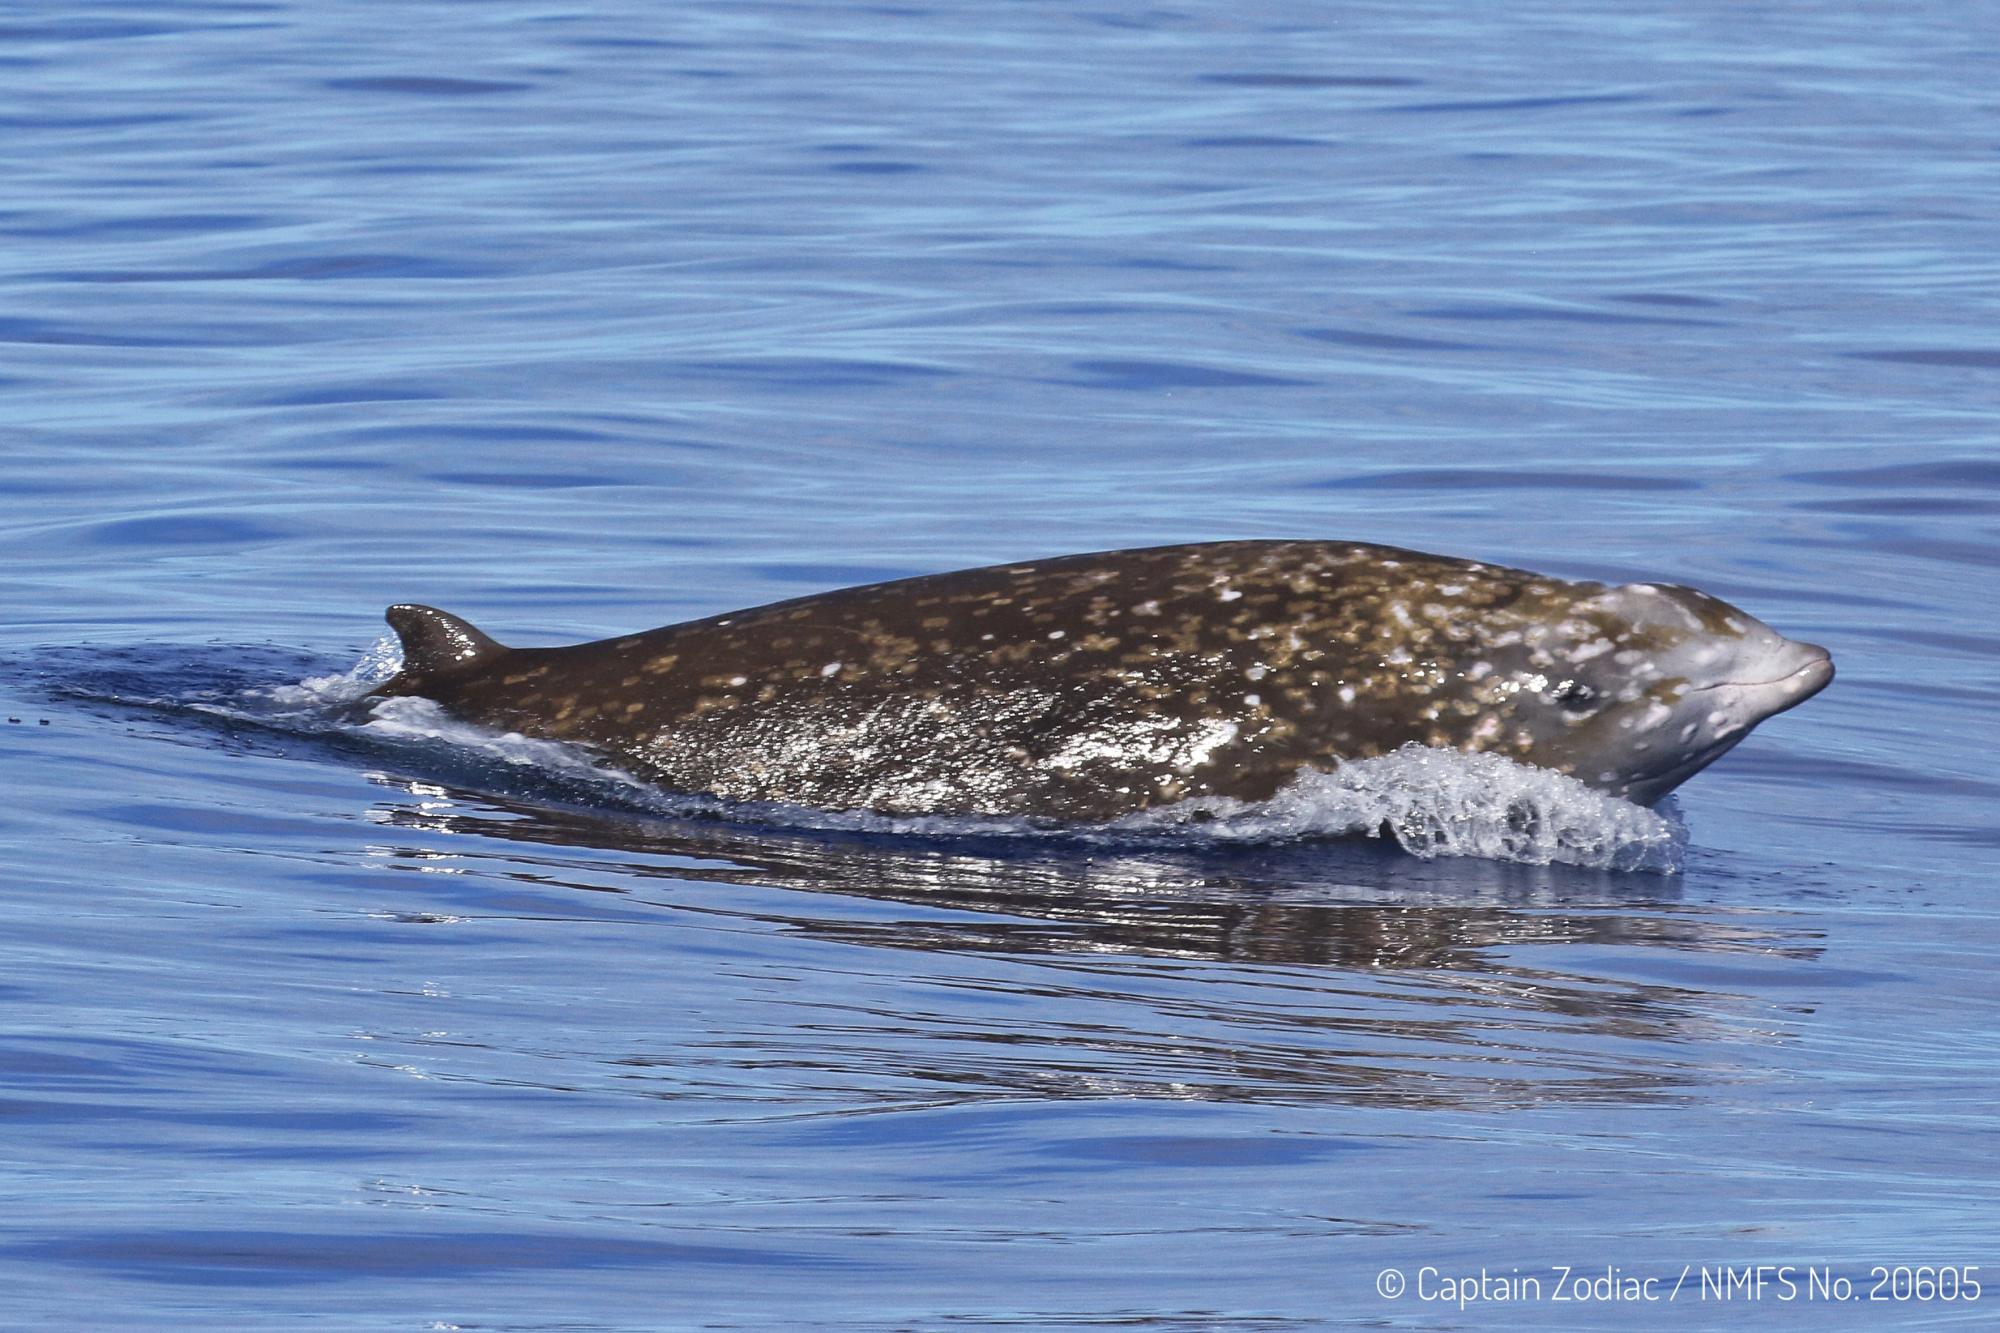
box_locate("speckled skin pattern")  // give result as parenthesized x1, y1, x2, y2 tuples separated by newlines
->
(374, 541, 1833, 819)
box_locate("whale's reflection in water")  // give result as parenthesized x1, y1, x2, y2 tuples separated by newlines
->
(363, 776, 1823, 1111)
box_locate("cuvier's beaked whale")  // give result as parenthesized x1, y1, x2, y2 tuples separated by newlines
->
(371, 541, 1832, 820)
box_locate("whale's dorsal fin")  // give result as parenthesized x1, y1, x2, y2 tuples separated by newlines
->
(378, 604, 509, 693)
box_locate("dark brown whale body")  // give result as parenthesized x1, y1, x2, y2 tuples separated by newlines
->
(373, 541, 1832, 820)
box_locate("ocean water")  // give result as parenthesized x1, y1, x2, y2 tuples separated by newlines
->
(3, 2, 1996, 1328)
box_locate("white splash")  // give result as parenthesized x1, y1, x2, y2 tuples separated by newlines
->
(254, 636, 404, 708)
(1110, 745, 1686, 873)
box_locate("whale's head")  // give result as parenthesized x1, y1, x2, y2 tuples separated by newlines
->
(1420, 578, 1833, 806)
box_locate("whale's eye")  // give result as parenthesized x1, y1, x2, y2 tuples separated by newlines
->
(1550, 679, 1598, 712)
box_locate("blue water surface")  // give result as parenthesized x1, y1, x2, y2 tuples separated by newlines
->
(3, 2, 1997, 1328)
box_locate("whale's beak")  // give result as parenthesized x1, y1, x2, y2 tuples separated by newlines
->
(1773, 642, 1834, 710)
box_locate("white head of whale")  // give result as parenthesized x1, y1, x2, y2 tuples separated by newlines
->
(1442, 580, 1832, 806)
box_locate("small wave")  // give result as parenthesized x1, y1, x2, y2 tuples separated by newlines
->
(263, 636, 404, 706)
(1108, 747, 1686, 872)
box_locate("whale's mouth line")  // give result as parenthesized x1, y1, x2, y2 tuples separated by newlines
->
(1612, 654, 1831, 805)
(1683, 653, 1835, 698)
